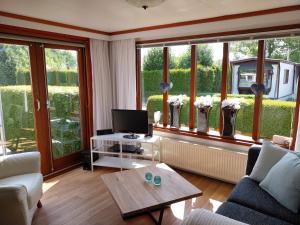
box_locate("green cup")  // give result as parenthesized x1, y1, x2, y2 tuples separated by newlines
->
(153, 175, 161, 186)
(145, 172, 153, 183)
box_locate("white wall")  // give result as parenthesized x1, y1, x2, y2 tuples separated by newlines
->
(111, 11, 300, 41)
(278, 62, 295, 99)
(268, 64, 279, 99)
(232, 65, 240, 94)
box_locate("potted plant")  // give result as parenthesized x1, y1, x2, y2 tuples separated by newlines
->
(167, 95, 185, 129)
(221, 99, 241, 138)
(194, 95, 213, 134)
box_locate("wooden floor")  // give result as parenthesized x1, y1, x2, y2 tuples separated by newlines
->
(32, 166, 234, 225)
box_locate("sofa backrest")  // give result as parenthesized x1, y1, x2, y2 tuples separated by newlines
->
(246, 145, 262, 175)
(0, 152, 41, 179)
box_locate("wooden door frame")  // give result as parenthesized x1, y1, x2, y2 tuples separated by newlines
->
(0, 39, 91, 174)
(42, 44, 89, 171)
(0, 39, 52, 174)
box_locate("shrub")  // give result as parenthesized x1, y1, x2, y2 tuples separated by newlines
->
(0, 85, 81, 156)
(142, 65, 221, 99)
(260, 100, 295, 138)
(16, 70, 78, 86)
(146, 95, 295, 138)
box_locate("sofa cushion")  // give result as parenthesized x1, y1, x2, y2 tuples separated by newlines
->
(250, 140, 287, 182)
(216, 201, 293, 225)
(0, 152, 41, 179)
(227, 177, 300, 225)
(260, 152, 300, 214)
(0, 173, 43, 209)
(182, 208, 247, 225)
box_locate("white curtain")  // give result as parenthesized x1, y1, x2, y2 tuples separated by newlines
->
(296, 107, 300, 152)
(90, 39, 113, 133)
(110, 39, 136, 109)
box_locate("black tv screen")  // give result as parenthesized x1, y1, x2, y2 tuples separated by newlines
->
(112, 109, 148, 134)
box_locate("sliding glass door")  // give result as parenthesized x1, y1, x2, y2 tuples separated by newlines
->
(44, 46, 84, 167)
(0, 42, 37, 155)
(0, 39, 88, 174)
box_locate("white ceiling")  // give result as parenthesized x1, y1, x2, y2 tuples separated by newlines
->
(0, 0, 299, 32)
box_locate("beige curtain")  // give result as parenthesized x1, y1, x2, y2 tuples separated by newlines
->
(110, 39, 136, 109)
(90, 39, 113, 132)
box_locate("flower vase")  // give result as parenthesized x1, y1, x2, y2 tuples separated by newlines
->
(169, 103, 181, 129)
(221, 107, 239, 138)
(197, 106, 211, 134)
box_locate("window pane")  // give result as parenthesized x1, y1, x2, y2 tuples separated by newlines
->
(228, 40, 258, 136)
(260, 37, 300, 145)
(195, 43, 222, 131)
(142, 47, 163, 123)
(45, 48, 82, 159)
(169, 45, 190, 127)
(0, 43, 37, 155)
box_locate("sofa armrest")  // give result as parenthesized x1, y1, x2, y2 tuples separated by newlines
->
(0, 185, 30, 225)
(182, 209, 248, 225)
(0, 152, 41, 179)
(245, 145, 261, 175)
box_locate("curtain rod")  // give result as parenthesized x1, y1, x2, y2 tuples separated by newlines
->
(0, 33, 85, 48)
(136, 30, 300, 48)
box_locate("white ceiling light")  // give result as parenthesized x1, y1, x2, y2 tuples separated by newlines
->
(126, 0, 166, 10)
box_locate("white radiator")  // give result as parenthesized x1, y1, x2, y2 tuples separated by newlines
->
(160, 138, 248, 183)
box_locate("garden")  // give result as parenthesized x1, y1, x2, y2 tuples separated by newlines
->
(0, 84, 81, 158)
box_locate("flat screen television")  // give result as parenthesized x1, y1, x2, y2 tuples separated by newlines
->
(112, 109, 148, 139)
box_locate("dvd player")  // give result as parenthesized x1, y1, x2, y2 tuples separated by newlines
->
(109, 144, 144, 154)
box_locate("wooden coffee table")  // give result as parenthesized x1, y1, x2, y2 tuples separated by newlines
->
(101, 163, 202, 225)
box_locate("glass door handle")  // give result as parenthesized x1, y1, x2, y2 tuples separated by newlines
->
(36, 99, 41, 111)
(46, 100, 51, 109)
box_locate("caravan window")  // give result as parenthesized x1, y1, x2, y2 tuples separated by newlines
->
(283, 69, 289, 84)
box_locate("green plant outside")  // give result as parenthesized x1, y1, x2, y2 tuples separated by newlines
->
(0, 85, 81, 158)
(16, 70, 79, 86)
(142, 65, 221, 99)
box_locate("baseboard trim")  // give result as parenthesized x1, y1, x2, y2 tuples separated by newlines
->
(43, 163, 82, 181)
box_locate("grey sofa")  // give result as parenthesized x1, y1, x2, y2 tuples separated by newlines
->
(216, 145, 300, 225)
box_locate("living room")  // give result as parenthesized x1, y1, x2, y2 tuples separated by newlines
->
(0, 0, 300, 225)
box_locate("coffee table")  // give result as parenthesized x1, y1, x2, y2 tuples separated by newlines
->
(101, 163, 202, 225)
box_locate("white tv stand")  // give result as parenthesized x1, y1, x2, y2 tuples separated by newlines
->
(90, 133, 160, 171)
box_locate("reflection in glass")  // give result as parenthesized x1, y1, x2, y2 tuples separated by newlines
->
(228, 40, 258, 136)
(0, 43, 36, 154)
(141, 47, 163, 123)
(45, 48, 82, 159)
(260, 37, 299, 144)
(196, 43, 223, 131)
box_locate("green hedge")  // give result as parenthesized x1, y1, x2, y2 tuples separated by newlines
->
(0, 85, 81, 158)
(142, 65, 221, 99)
(146, 95, 295, 138)
(16, 70, 79, 86)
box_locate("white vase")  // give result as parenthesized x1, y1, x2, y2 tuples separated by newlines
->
(154, 111, 161, 125)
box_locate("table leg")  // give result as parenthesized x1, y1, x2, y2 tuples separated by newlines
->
(90, 139, 93, 172)
(120, 141, 123, 171)
(148, 208, 165, 225)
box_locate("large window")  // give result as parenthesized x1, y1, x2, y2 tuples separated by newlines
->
(141, 47, 163, 123)
(138, 35, 300, 147)
(195, 43, 222, 131)
(228, 40, 258, 137)
(260, 37, 300, 144)
(0, 43, 36, 155)
(44, 48, 82, 159)
(168, 45, 190, 127)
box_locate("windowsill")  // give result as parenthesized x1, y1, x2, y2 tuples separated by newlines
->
(153, 124, 263, 146)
